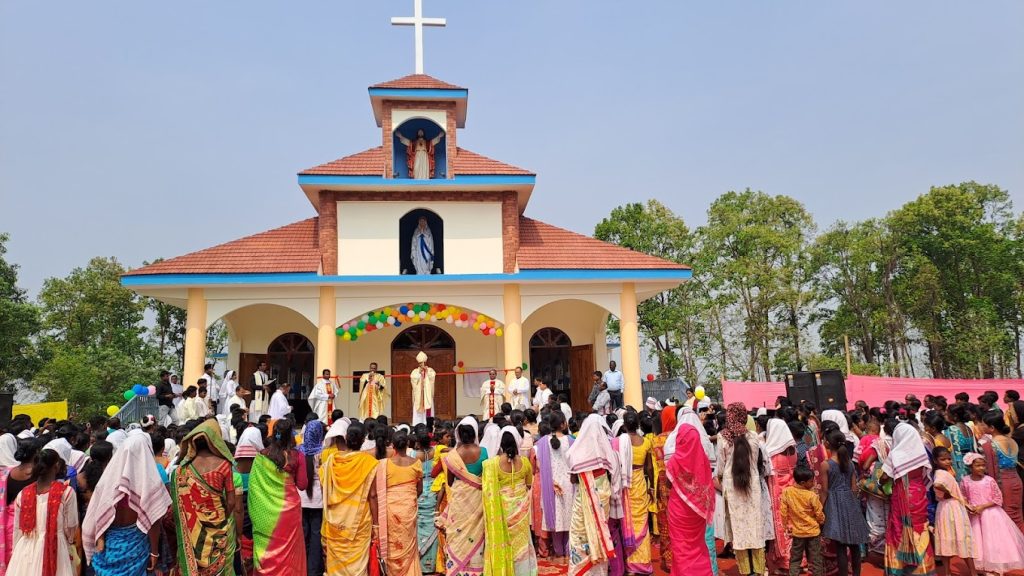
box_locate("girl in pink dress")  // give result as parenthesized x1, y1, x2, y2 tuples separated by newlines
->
(960, 452, 1024, 575)
(931, 447, 977, 576)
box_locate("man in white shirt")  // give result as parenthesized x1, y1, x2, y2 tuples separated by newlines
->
(480, 369, 505, 420)
(507, 366, 532, 411)
(196, 386, 211, 418)
(532, 377, 553, 410)
(602, 360, 624, 410)
(198, 363, 218, 412)
(268, 382, 292, 420)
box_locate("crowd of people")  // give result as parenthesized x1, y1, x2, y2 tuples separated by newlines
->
(6, 385, 1024, 576)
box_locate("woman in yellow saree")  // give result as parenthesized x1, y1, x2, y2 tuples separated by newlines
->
(375, 430, 423, 576)
(482, 426, 537, 576)
(438, 417, 487, 576)
(319, 421, 379, 576)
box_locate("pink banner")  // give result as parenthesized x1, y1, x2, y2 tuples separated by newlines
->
(722, 375, 1024, 409)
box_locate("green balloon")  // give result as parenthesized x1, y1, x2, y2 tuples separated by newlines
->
(124, 390, 135, 401)
(335, 327, 344, 336)
(349, 326, 358, 336)
(357, 320, 366, 329)
(521, 362, 528, 370)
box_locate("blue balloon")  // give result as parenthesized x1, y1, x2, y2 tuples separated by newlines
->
(133, 384, 147, 396)
(399, 305, 409, 314)
(394, 321, 402, 328)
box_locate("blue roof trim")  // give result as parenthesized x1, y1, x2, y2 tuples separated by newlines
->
(297, 174, 536, 186)
(368, 88, 468, 99)
(121, 269, 692, 287)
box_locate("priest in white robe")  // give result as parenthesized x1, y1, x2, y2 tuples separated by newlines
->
(507, 366, 532, 411)
(480, 369, 505, 420)
(409, 351, 435, 426)
(248, 362, 270, 423)
(267, 382, 292, 420)
(308, 369, 335, 423)
(410, 216, 435, 275)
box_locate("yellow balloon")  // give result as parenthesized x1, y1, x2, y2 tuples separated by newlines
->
(694, 386, 706, 400)
(106, 405, 119, 417)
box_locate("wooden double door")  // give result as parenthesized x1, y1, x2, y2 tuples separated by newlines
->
(391, 325, 456, 423)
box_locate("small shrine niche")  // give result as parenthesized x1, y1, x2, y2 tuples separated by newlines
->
(399, 208, 444, 274)
(393, 118, 447, 179)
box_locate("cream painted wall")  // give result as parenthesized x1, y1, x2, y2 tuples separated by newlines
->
(221, 304, 318, 360)
(392, 110, 447, 132)
(521, 299, 607, 353)
(336, 201, 503, 275)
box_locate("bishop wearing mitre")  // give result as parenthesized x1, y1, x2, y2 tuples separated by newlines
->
(358, 362, 388, 419)
(480, 369, 505, 421)
(409, 351, 435, 425)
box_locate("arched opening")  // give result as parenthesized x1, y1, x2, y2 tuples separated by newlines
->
(391, 324, 456, 422)
(267, 332, 315, 422)
(392, 118, 447, 179)
(530, 327, 574, 405)
(399, 209, 444, 275)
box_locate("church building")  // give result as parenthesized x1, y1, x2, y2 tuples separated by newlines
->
(122, 52, 690, 421)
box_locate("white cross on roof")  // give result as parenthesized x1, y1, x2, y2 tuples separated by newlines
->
(391, 0, 446, 75)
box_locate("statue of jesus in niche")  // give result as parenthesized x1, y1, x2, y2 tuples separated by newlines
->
(397, 128, 444, 179)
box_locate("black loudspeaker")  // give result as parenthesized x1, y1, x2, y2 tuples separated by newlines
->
(0, 393, 13, 427)
(814, 370, 848, 410)
(785, 370, 847, 411)
(785, 371, 816, 406)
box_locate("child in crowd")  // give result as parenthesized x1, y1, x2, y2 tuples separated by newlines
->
(931, 446, 977, 576)
(780, 466, 825, 576)
(821, 430, 869, 576)
(960, 452, 1024, 575)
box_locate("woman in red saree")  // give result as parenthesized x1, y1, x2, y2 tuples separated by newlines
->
(882, 422, 935, 576)
(763, 419, 796, 576)
(666, 422, 715, 575)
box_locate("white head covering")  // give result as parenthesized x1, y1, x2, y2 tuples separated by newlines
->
(496, 426, 523, 457)
(163, 438, 179, 467)
(480, 423, 501, 457)
(882, 422, 931, 479)
(566, 413, 617, 474)
(455, 416, 479, 446)
(235, 426, 265, 459)
(0, 434, 19, 467)
(611, 419, 625, 437)
(756, 407, 768, 417)
(645, 397, 661, 411)
(224, 369, 236, 382)
(822, 409, 858, 444)
(416, 351, 428, 363)
(323, 418, 351, 447)
(667, 407, 713, 461)
(82, 433, 172, 561)
(106, 429, 128, 451)
(43, 437, 73, 465)
(764, 418, 796, 458)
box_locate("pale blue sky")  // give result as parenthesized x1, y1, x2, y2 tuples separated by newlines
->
(2, 1, 1022, 296)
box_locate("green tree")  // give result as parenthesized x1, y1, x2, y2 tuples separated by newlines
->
(35, 257, 158, 417)
(0, 233, 41, 388)
(698, 189, 816, 380)
(594, 200, 703, 379)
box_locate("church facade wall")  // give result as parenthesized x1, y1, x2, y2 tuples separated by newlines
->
(336, 200, 503, 275)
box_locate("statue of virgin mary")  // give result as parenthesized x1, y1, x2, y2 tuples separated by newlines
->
(410, 216, 434, 275)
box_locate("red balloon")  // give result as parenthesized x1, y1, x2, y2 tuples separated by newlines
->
(438, 304, 446, 311)
(460, 313, 469, 321)
(646, 373, 655, 382)
(457, 360, 465, 368)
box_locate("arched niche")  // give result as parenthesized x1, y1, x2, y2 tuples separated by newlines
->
(393, 118, 447, 179)
(399, 208, 444, 275)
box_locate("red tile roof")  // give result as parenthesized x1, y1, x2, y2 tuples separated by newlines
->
(300, 147, 385, 176)
(124, 218, 321, 276)
(299, 146, 533, 177)
(370, 74, 465, 90)
(517, 217, 690, 270)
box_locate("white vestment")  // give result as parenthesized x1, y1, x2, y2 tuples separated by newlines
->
(410, 366, 435, 425)
(309, 378, 332, 422)
(268, 390, 291, 420)
(508, 376, 532, 410)
(533, 387, 553, 409)
(480, 379, 506, 420)
(249, 370, 268, 423)
(411, 227, 434, 275)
